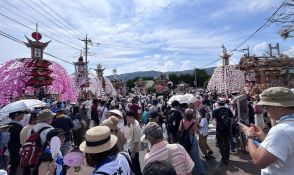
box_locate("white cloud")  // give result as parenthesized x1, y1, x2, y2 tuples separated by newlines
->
(284, 46, 294, 56)
(180, 60, 192, 70)
(211, 0, 282, 18)
(253, 42, 268, 55)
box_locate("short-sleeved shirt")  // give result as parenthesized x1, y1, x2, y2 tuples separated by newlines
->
(144, 141, 194, 175)
(260, 121, 294, 175)
(128, 120, 141, 153)
(92, 153, 131, 175)
(199, 118, 209, 135)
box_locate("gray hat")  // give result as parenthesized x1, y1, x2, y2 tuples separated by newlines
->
(257, 87, 294, 107)
(37, 109, 55, 123)
(143, 122, 162, 138)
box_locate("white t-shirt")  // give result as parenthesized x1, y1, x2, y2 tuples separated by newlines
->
(99, 106, 108, 123)
(92, 153, 131, 175)
(199, 118, 209, 136)
(260, 121, 294, 175)
(128, 120, 141, 153)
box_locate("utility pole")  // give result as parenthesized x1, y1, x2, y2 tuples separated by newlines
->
(80, 34, 92, 74)
(194, 67, 197, 89)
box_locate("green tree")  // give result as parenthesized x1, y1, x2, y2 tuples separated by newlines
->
(195, 68, 210, 88)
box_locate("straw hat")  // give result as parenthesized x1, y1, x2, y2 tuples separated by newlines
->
(36, 109, 55, 123)
(257, 87, 294, 107)
(102, 116, 119, 130)
(108, 109, 123, 118)
(79, 126, 118, 154)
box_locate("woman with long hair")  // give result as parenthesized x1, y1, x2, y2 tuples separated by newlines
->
(179, 108, 204, 175)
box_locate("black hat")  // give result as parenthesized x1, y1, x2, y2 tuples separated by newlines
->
(46, 128, 65, 141)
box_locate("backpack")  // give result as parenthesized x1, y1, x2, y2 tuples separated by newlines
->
(20, 127, 50, 168)
(91, 106, 99, 124)
(179, 120, 195, 152)
(166, 110, 178, 133)
(218, 108, 232, 132)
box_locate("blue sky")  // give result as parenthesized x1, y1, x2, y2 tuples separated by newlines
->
(0, 0, 294, 76)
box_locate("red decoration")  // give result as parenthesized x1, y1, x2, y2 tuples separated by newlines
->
(32, 32, 42, 41)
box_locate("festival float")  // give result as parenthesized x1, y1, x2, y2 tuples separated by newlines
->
(238, 43, 294, 95)
(73, 55, 90, 100)
(0, 32, 77, 106)
(207, 45, 245, 95)
(154, 74, 169, 93)
(134, 78, 147, 94)
(111, 68, 126, 96)
(88, 64, 117, 97)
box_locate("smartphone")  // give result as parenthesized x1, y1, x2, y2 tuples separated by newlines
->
(238, 120, 250, 127)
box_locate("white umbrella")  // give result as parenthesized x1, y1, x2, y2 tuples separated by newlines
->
(0, 99, 46, 114)
(167, 94, 196, 104)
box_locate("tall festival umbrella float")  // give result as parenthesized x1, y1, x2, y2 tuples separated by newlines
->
(72, 57, 117, 100)
(0, 31, 77, 107)
(207, 45, 245, 94)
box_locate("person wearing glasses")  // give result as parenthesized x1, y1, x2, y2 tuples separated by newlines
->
(239, 87, 294, 175)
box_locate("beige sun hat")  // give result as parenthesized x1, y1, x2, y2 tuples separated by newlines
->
(102, 116, 119, 130)
(108, 109, 123, 118)
(79, 126, 118, 154)
(36, 109, 55, 123)
(257, 87, 294, 107)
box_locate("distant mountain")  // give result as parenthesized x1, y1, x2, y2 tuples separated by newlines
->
(107, 67, 216, 81)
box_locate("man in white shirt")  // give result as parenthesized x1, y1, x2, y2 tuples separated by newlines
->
(98, 100, 108, 124)
(126, 110, 142, 175)
(240, 87, 294, 175)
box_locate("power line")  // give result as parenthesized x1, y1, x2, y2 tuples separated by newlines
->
(0, 1, 83, 49)
(0, 29, 74, 65)
(44, 52, 74, 65)
(0, 12, 81, 51)
(27, 0, 83, 39)
(201, 58, 221, 68)
(18, 0, 81, 42)
(228, 0, 288, 54)
(202, 0, 288, 69)
(36, 0, 84, 38)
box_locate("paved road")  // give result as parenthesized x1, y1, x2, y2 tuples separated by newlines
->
(68, 123, 261, 174)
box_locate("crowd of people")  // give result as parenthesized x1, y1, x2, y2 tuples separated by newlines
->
(0, 86, 293, 175)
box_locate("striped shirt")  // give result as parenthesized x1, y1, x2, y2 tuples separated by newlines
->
(144, 141, 194, 175)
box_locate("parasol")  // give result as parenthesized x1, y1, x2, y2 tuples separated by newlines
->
(0, 99, 46, 114)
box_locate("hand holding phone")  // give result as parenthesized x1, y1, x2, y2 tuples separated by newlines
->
(238, 120, 250, 127)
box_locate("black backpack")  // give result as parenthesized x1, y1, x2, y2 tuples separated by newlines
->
(218, 108, 232, 132)
(166, 110, 177, 132)
(179, 120, 195, 152)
